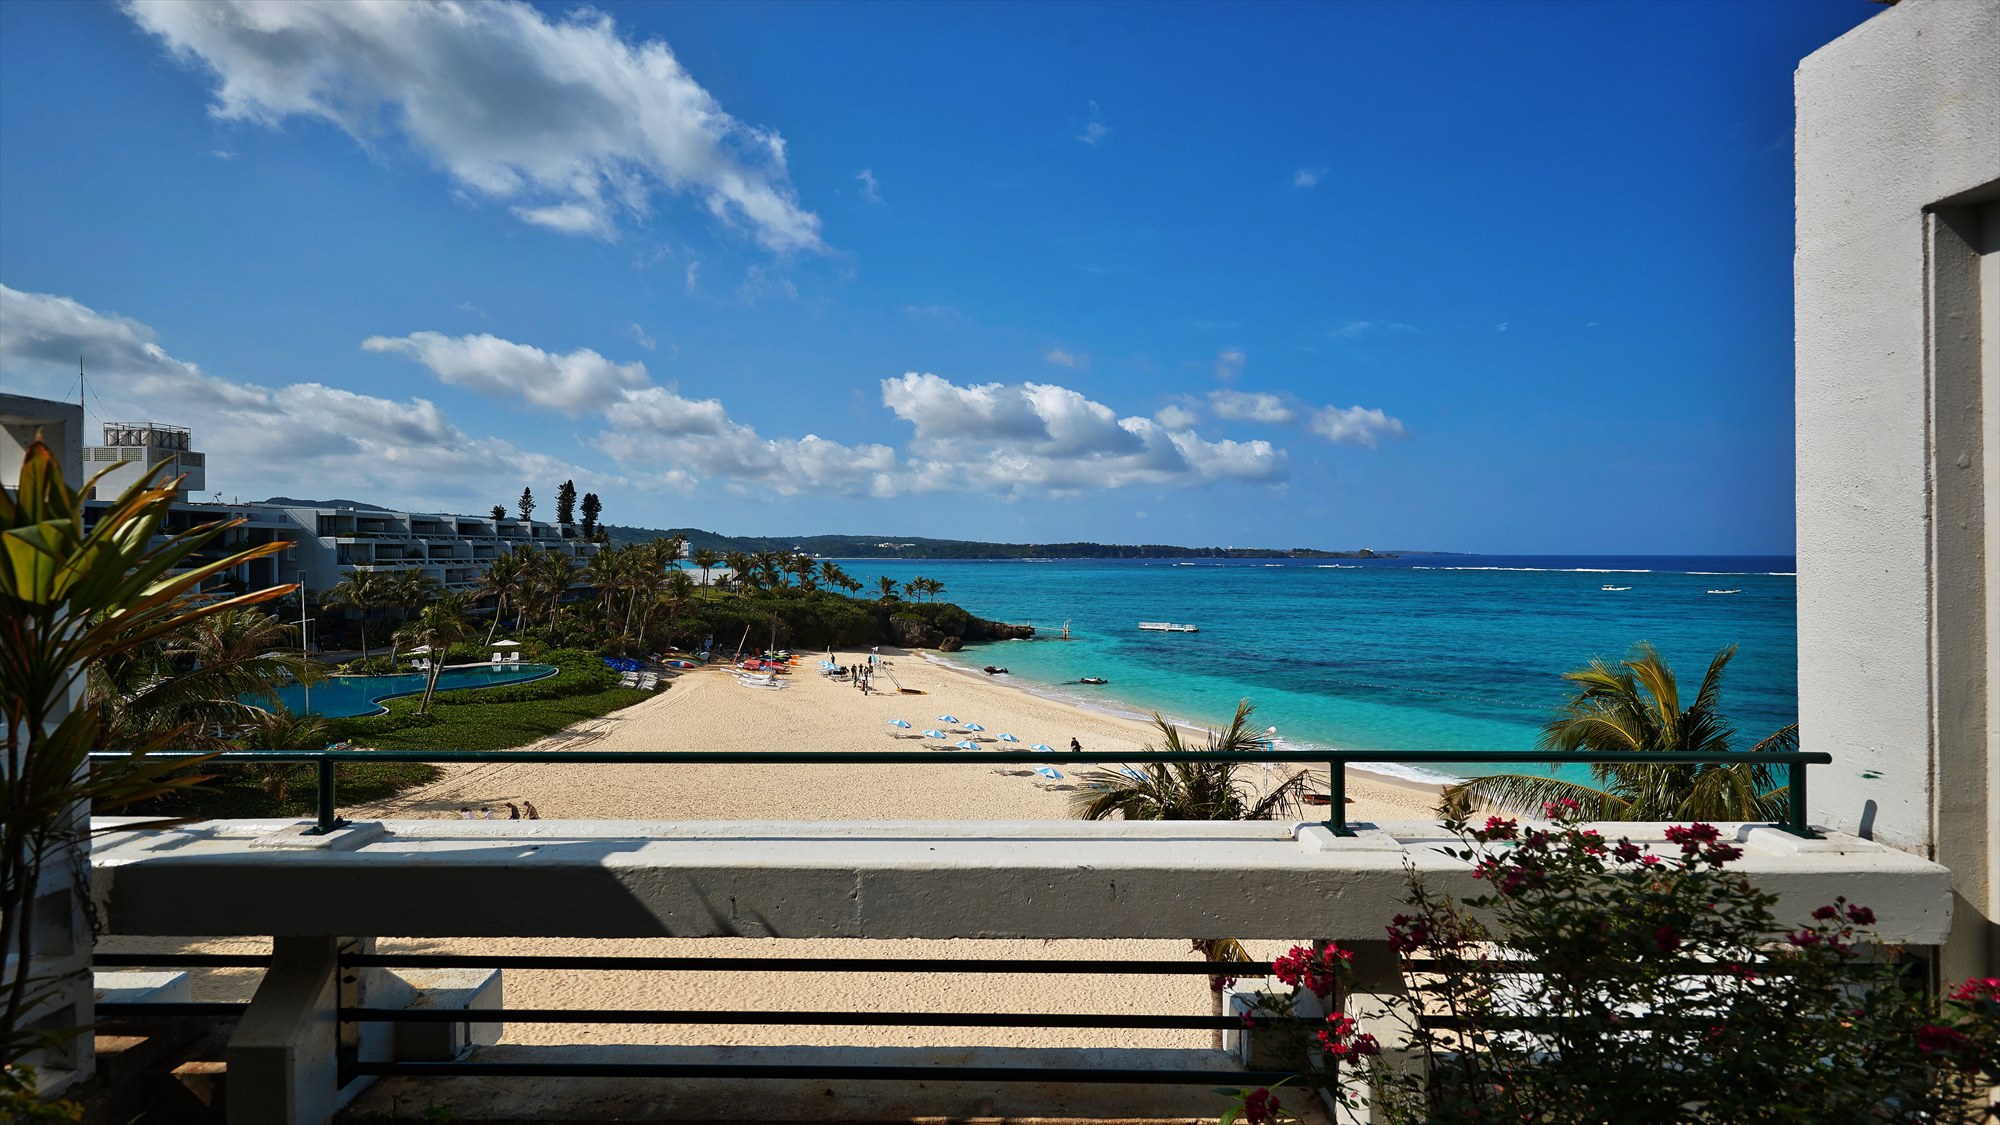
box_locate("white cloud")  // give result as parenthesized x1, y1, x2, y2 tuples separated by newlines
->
(1332, 319, 1373, 338)
(1043, 347, 1085, 369)
(362, 331, 648, 414)
(596, 386, 900, 497)
(1213, 348, 1246, 382)
(879, 373, 1285, 495)
(903, 303, 962, 320)
(630, 323, 657, 350)
(0, 284, 605, 504)
(856, 168, 883, 204)
(1076, 100, 1111, 146)
(1292, 166, 1326, 188)
(684, 260, 701, 294)
(1497, 322, 1510, 332)
(122, 0, 823, 251)
(1208, 389, 1297, 425)
(737, 264, 798, 302)
(1154, 402, 1200, 430)
(1308, 404, 1407, 448)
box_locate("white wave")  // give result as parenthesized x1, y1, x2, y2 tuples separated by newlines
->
(1317, 564, 1360, 569)
(1430, 566, 1654, 574)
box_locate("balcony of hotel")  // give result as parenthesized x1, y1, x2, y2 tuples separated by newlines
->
(65, 745, 1962, 1125)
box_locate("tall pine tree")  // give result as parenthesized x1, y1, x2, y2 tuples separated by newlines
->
(518, 486, 535, 523)
(580, 492, 602, 539)
(555, 479, 577, 534)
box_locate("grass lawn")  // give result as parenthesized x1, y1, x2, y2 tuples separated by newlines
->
(116, 678, 656, 820)
(328, 685, 656, 751)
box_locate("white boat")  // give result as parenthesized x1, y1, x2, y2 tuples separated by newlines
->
(1137, 621, 1199, 633)
(1600, 585, 1632, 592)
(1706, 588, 1742, 595)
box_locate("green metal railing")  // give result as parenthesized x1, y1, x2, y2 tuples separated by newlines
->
(89, 747, 1830, 838)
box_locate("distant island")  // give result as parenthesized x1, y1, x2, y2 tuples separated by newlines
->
(601, 526, 1412, 560)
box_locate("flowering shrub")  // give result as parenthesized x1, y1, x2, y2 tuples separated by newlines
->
(1223, 803, 1998, 1124)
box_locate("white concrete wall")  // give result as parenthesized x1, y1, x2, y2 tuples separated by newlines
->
(1794, 0, 2000, 979)
(0, 393, 83, 490)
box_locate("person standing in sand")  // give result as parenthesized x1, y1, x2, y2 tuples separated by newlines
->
(1070, 737, 1082, 753)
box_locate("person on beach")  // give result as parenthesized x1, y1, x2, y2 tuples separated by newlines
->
(1070, 737, 1083, 753)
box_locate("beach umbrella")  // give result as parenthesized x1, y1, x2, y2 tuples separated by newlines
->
(997, 733, 1020, 743)
(1120, 766, 1146, 781)
(1035, 765, 1064, 780)
(491, 639, 521, 648)
(938, 714, 960, 724)
(923, 729, 947, 739)
(1030, 743, 1055, 752)
(888, 719, 912, 729)
(408, 645, 432, 654)
(955, 740, 979, 750)
(962, 722, 985, 732)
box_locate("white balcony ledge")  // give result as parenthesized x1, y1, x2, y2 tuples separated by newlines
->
(89, 818, 1952, 944)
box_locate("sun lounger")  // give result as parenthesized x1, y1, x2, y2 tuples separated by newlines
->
(639, 673, 659, 689)
(507, 651, 521, 664)
(620, 672, 640, 687)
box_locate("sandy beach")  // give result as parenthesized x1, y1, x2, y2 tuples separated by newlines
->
(114, 649, 1448, 1052)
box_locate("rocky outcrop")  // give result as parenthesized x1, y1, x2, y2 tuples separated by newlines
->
(887, 614, 1034, 651)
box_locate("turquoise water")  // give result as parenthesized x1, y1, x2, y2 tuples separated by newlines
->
(251, 663, 558, 719)
(839, 556, 1796, 784)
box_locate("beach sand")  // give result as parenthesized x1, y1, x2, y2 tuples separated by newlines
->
(111, 649, 1449, 1053)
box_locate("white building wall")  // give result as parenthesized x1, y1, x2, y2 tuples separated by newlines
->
(1794, 0, 2000, 979)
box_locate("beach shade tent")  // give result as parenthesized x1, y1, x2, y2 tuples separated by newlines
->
(1035, 766, 1064, 781)
(937, 714, 960, 724)
(1030, 743, 1055, 752)
(962, 722, 985, 732)
(923, 729, 948, 739)
(888, 719, 912, 729)
(997, 733, 1020, 743)
(955, 740, 980, 750)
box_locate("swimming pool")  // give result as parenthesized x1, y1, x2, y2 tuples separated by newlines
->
(247, 663, 558, 719)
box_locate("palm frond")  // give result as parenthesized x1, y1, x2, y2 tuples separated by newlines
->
(1440, 773, 1628, 820)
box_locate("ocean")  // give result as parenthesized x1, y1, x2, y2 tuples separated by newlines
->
(830, 556, 1797, 785)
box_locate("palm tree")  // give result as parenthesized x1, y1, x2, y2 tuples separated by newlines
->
(94, 609, 325, 750)
(1071, 700, 1311, 821)
(234, 708, 335, 803)
(588, 546, 625, 620)
(722, 551, 751, 593)
(876, 576, 899, 603)
(692, 548, 720, 594)
(476, 549, 527, 645)
(537, 551, 582, 625)
(324, 567, 386, 658)
(395, 594, 473, 714)
(922, 576, 945, 603)
(1441, 643, 1795, 821)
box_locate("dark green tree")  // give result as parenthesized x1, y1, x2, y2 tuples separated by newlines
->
(555, 479, 577, 534)
(517, 486, 536, 523)
(580, 492, 602, 538)
(489, 504, 506, 522)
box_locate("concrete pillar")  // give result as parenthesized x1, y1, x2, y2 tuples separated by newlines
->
(1333, 942, 1414, 1125)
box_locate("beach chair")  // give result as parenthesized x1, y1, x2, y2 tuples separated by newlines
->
(507, 651, 521, 664)
(639, 673, 659, 690)
(620, 672, 640, 688)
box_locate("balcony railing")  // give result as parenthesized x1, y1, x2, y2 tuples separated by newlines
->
(89, 747, 1831, 839)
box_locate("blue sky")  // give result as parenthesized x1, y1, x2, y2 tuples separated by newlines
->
(0, 0, 1877, 553)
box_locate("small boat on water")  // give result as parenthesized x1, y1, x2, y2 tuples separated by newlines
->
(1078, 677, 1109, 685)
(1706, 589, 1742, 595)
(1600, 585, 1632, 592)
(1138, 621, 1199, 633)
